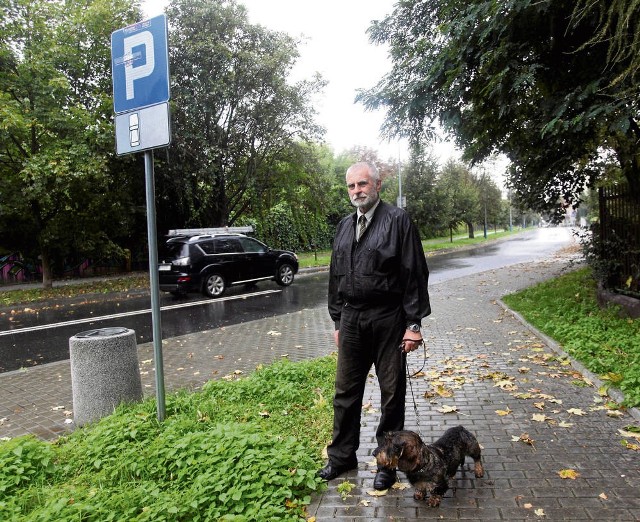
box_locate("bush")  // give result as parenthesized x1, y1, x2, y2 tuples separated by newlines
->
(0, 356, 336, 521)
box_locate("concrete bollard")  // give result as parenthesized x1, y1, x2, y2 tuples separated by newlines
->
(69, 327, 143, 426)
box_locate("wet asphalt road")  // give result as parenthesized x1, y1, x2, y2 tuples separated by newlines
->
(0, 227, 576, 372)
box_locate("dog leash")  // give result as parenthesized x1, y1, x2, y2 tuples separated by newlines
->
(401, 339, 427, 436)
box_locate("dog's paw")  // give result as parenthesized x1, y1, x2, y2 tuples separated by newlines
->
(427, 495, 442, 507)
(413, 489, 426, 501)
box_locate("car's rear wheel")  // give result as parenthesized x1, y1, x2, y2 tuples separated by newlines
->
(275, 263, 295, 286)
(203, 273, 226, 297)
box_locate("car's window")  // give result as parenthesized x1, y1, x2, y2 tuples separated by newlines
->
(160, 241, 189, 260)
(238, 237, 267, 253)
(199, 240, 216, 255)
(215, 238, 243, 254)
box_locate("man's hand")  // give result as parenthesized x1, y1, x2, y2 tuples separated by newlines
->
(401, 329, 423, 353)
(334, 329, 339, 347)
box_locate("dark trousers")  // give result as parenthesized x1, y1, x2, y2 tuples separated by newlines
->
(327, 304, 406, 466)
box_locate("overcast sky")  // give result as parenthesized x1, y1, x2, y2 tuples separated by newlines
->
(142, 0, 459, 163)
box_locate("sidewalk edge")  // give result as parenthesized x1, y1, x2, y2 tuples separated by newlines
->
(497, 298, 640, 423)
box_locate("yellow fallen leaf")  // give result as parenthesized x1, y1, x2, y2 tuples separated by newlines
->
(606, 409, 624, 418)
(599, 492, 608, 500)
(535, 508, 545, 517)
(558, 469, 580, 480)
(622, 440, 640, 451)
(359, 499, 370, 506)
(367, 489, 388, 496)
(567, 408, 586, 416)
(558, 421, 574, 428)
(532, 413, 550, 423)
(435, 385, 454, 398)
(437, 404, 459, 414)
(495, 380, 517, 390)
(496, 407, 512, 416)
(391, 481, 411, 490)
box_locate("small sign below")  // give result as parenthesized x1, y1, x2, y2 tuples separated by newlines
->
(115, 102, 170, 155)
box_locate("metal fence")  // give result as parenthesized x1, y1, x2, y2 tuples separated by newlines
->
(599, 185, 640, 293)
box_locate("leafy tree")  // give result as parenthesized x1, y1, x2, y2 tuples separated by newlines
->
(473, 170, 503, 237)
(573, 0, 640, 95)
(402, 145, 441, 237)
(0, 0, 141, 287)
(157, 0, 325, 232)
(358, 0, 640, 221)
(437, 160, 480, 239)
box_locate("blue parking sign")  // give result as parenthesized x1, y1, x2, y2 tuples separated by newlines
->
(111, 14, 170, 114)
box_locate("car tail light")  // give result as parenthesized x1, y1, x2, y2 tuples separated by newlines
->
(177, 276, 191, 283)
(173, 256, 190, 266)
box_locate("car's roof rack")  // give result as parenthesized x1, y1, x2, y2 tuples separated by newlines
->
(167, 226, 253, 237)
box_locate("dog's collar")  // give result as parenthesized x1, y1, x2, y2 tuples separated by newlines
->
(412, 445, 444, 474)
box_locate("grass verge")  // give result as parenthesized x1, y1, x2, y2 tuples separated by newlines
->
(0, 356, 335, 521)
(502, 267, 640, 407)
(0, 276, 150, 307)
(297, 228, 518, 268)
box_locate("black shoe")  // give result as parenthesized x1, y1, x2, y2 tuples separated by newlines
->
(373, 468, 397, 490)
(318, 461, 358, 481)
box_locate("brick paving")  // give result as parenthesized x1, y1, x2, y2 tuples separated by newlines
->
(1, 252, 640, 520)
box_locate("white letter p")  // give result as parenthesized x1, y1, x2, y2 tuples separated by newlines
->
(124, 31, 155, 100)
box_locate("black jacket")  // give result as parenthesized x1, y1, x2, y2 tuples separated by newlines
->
(328, 201, 431, 329)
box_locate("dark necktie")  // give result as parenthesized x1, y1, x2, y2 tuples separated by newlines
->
(358, 215, 367, 241)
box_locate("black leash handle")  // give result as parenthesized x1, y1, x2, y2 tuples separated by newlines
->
(404, 340, 427, 435)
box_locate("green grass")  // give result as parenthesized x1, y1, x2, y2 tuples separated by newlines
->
(503, 267, 640, 407)
(0, 356, 336, 521)
(0, 275, 150, 307)
(297, 228, 518, 267)
(422, 228, 517, 252)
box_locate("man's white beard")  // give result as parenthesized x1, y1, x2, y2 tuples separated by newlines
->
(351, 193, 379, 211)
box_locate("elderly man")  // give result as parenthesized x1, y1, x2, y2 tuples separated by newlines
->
(319, 161, 431, 490)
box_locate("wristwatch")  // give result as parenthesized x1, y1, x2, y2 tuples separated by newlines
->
(406, 324, 421, 332)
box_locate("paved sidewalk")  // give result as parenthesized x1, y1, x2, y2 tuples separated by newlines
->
(1, 252, 639, 520)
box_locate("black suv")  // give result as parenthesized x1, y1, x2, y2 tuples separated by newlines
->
(158, 232, 298, 297)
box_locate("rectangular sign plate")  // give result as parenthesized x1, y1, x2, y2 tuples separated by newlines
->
(115, 102, 171, 155)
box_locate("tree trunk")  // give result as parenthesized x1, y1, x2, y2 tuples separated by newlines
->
(41, 250, 53, 289)
(467, 222, 475, 239)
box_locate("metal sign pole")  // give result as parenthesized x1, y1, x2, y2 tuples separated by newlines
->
(144, 150, 166, 422)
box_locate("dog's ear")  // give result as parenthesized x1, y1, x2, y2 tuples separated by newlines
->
(393, 442, 404, 457)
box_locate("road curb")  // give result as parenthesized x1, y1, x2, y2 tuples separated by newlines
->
(497, 298, 640, 423)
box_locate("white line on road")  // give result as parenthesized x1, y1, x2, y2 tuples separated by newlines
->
(0, 289, 282, 337)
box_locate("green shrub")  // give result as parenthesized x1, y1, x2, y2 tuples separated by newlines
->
(0, 356, 336, 521)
